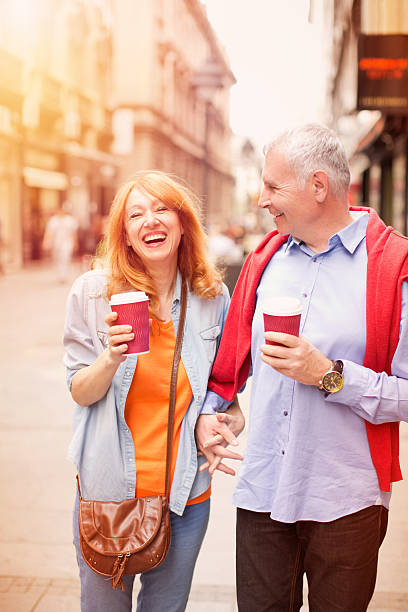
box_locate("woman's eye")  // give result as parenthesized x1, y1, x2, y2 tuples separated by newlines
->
(156, 207, 168, 212)
(130, 212, 142, 219)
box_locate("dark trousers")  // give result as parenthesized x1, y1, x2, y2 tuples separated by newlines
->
(236, 505, 388, 612)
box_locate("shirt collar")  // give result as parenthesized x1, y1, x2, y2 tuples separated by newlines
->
(285, 211, 369, 255)
(171, 269, 190, 315)
(173, 269, 182, 303)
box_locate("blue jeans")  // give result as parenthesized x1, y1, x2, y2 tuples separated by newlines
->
(73, 495, 210, 612)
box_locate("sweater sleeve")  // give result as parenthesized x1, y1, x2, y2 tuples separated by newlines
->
(207, 251, 255, 401)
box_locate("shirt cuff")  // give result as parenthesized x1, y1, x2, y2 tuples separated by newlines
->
(200, 390, 231, 415)
(324, 359, 369, 407)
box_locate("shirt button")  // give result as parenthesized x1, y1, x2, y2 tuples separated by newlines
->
(281, 450, 285, 455)
(302, 293, 307, 298)
(283, 411, 288, 416)
(128, 457, 132, 462)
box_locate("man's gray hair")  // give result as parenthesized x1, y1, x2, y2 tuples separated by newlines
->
(264, 124, 351, 198)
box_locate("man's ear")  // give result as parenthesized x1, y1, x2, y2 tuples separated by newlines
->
(312, 171, 329, 203)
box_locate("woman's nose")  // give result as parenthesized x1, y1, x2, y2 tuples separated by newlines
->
(143, 210, 159, 226)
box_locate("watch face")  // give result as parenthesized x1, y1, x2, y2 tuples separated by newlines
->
(322, 371, 343, 393)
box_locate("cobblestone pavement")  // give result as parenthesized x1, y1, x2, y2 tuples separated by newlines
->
(1, 263, 408, 611)
(0, 577, 239, 612)
(2, 575, 408, 611)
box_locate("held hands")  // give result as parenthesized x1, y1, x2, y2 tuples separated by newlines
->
(261, 332, 332, 385)
(195, 407, 244, 476)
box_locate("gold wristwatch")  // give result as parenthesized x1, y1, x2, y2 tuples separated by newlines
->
(317, 360, 343, 394)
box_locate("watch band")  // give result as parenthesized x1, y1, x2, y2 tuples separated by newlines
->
(318, 359, 344, 394)
(331, 360, 343, 375)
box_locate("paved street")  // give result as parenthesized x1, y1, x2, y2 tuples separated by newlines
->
(1, 262, 408, 611)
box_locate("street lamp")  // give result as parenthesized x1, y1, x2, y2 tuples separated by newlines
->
(192, 56, 225, 227)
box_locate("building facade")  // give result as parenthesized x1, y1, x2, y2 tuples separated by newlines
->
(0, 0, 235, 267)
(111, 0, 235, 230)
(0, 0, 117, 266)
(316, 0, 408, 234)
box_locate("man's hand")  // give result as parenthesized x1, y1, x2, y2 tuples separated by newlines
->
(195, 411, 244, 476)
(261, 332, 332, 385)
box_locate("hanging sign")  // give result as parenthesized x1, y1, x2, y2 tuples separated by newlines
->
(358, 34, 408, 114)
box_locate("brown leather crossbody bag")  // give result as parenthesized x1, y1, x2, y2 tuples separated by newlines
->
(77, 279, 187, 590)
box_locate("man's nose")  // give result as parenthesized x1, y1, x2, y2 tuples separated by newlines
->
(258, 189, 270, 209)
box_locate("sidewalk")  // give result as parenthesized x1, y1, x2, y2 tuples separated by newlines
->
(1, 263, 408, 611)
(0, 262, 240, 612)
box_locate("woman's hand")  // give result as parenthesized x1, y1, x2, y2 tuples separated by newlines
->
(202, 399, 245, 447)
(71, 312, 134, 406)
(105, 311, 134, 364)
(195, 399, 245, 476)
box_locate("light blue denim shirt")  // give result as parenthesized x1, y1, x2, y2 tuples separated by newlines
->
(63, 269, 230, 515)
(202, 212, 408, 522)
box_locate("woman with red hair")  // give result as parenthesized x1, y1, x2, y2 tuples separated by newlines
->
(64, 171, 243, 612)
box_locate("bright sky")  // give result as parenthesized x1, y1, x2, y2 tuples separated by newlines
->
(204, 0, 328, 151)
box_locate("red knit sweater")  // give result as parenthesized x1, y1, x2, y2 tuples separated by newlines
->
(209, 207, 408, 492)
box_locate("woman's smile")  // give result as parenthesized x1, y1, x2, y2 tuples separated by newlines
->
(125, 187, 183, 267)
(142, 231, 168, 246)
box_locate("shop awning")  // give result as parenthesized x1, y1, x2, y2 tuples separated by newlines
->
(354, 116, 386, 155)
(23, 167, 68, 190)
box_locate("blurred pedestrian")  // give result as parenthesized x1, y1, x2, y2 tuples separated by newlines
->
(208, 226, 244, 265)
(197, 123, 408, 611)
(63, 171, 244, 612)
(42, 202, 78, 282)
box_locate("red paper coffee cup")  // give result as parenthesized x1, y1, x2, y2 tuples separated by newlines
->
(263, 297, 302, 345)
(109, 291, 149, 355)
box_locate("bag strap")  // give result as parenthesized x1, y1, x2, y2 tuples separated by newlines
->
(76, 473, 83, 500)
(164, 278, 188, 500)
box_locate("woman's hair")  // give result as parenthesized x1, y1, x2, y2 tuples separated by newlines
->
(264, 123, 350, 199)
(102, 170, 222, 310)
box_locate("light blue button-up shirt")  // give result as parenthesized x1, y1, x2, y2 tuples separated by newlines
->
(63, 269, 230, 515)
(203, 212, 408, 522)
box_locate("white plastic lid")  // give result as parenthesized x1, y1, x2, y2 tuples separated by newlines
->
(109, 291, 149, 305)
(262, 296, 302, 316)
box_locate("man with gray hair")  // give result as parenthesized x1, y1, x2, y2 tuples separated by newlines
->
(196, 123, 408, 611)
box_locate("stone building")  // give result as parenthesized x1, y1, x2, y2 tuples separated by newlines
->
(0, 1, 117, 266)
(0, 0, 235, 267)
(111, 0, 235, 230)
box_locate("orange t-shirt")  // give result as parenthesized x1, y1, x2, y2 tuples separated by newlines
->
(125, 319, 210, 505)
